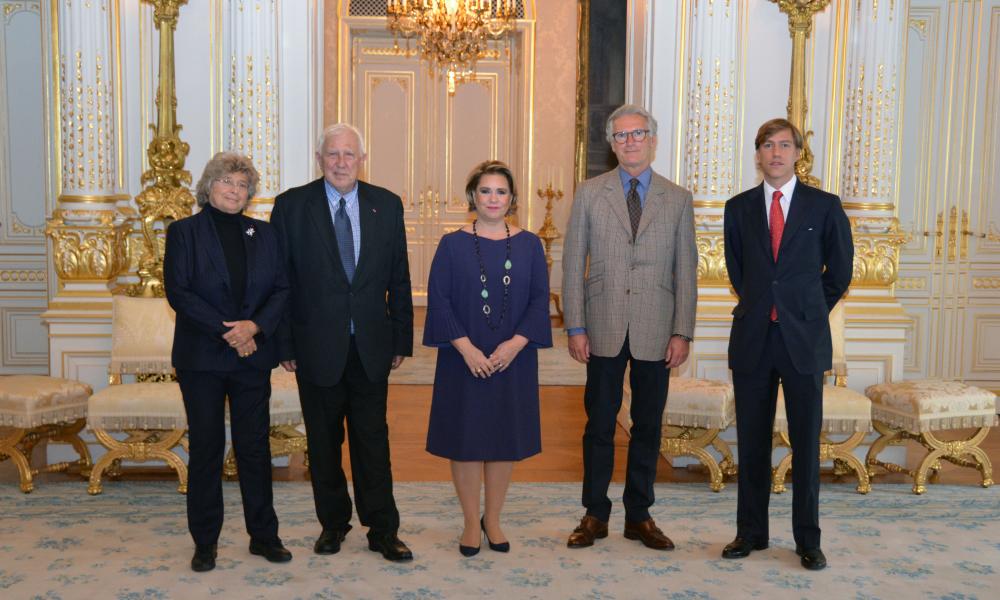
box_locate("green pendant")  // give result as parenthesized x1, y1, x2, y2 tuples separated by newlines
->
(481, 289, 489, 299)
(504, 259, 512, 270)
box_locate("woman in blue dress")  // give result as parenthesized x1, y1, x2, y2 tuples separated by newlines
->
(424, 160, 552, 556)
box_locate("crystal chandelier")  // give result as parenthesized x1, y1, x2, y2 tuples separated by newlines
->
(387, 0, 516, 94)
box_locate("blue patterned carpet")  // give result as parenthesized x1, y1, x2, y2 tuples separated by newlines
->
(1, 481, 998, 599)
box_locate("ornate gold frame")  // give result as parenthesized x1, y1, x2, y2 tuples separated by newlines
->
(771, 429, 871, 494)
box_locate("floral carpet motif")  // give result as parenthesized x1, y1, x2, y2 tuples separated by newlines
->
(1, 482, 998, 599)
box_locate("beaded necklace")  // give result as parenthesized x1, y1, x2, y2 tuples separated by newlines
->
(472, 219, 512, 331)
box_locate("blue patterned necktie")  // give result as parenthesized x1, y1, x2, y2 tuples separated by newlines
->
(334, 197, 355, 282)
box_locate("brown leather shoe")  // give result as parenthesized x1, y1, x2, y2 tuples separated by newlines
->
(624, 519, 675, 550)
(567, 515, 608, 548)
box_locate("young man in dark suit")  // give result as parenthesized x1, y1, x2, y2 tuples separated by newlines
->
(721, 119, 853, 571)
(271, 124, 414, 562)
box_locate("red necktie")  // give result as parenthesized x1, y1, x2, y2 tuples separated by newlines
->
(769, 190, 784, 322)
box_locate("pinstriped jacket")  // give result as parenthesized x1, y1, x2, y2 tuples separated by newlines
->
(561, 168, 698, 361)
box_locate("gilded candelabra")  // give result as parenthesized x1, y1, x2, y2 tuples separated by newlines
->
(770, 0, 830, 188)
(536, 181, 564, 319)
(128, 0, 195, 297)
(386, 0, 516, 94)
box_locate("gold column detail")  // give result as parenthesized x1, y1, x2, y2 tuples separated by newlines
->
(695, 232, 729, 287)
(536, 182, 564, 319)
(850, 218, 909, 288)
(129, 0, 194, 297)
(45, 210, 132, 282)
(770, 0, 830, 188)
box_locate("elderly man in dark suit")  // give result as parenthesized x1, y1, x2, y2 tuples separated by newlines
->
(721, 118, 853, 571)
(271, 124, 414, 562)
(562, 104, 698, 551)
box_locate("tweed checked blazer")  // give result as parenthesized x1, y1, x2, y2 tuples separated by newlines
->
(562, 168, 698, 361)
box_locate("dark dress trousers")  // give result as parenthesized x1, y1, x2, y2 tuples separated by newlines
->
(270, 178, 413, 535)
(164, 206, 289, 547)
(723, 180, 853, 550)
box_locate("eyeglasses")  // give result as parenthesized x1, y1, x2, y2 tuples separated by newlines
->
(612, 129, 651, 144)
(216, 176, 250, 192)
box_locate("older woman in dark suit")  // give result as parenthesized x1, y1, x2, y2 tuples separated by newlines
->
(164, 152, 291, 572)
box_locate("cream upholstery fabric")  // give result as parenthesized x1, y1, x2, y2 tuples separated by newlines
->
(829, 301, 847, 376)
(109, 296, 176, 375)
(87, 382, 186, 430)
(663, 377, 735, 430)
(774, 384, 871, 434)
(268, 369, 303, 426)
(0, 376, 91, 428)
(865, 379, 998, 432)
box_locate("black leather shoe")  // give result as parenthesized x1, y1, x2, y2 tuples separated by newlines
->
(459, 543, 480, 557)
(796, 546, 827, 570)
(249, 539, 293, 563)
(721, 537, 769, 559)
(191, 544, 217, 572)
(314, 524, 352, 555)
(367, 532, 413, 562)
(481, 517, 510, 553)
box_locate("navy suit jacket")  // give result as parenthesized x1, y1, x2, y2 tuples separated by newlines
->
(164, 208, 289, 372)
(271, 178, 413, 386)
(724, 181, 854, 375)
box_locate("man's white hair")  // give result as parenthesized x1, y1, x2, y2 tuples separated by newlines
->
(316, 123, 367, 155)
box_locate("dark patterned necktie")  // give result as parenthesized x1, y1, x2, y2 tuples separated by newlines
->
(334, 197, 355, 282)
(626, 178, 642, 238)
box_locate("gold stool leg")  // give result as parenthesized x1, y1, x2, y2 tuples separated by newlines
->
(1, 427, 34, 493)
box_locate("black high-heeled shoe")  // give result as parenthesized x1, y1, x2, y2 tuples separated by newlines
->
(481, 516, 510, 553)
(459, 523, 480, 557)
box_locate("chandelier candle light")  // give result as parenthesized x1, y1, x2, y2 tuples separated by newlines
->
(387, 0, 517, 94)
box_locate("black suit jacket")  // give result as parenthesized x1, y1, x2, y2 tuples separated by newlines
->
(164, 208, 289, 372)
(724, 180, 853, 375)
(270, 178, 413, 386)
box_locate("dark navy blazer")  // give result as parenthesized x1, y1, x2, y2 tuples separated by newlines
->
(724, 181, 854, 375)
(164, 208, 289, 372)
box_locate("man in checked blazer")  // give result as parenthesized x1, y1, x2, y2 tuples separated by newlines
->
(720, 118, 853, 571)
(562, 104, 698, 551)
(271, 123, 414, 562)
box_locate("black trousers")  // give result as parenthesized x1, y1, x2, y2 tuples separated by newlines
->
(296, 337, 400, 534)
(177, 368, 279, 547)
(582, 334, 669, 523)
(731, 322, 823, 550)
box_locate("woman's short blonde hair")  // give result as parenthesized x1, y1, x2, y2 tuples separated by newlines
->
(464, 160, 518, 216)
(194, 151, 259, 208)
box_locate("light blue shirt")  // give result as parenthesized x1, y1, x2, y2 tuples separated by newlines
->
(618, 166, 653, 208)
(325, 179, 361, 265)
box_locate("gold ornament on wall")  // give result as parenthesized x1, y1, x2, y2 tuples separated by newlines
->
(129, 0, 195, 297)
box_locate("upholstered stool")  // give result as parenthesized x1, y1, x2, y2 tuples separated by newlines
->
(623, 377, 736, 491)
(865, 379, 997, 494)
(0, 375, 92, 493)
(772, 384, 872, 494)
(662, 378, 737, 491)
(86, 296, 188, 495)
(222, 368, 308, 478)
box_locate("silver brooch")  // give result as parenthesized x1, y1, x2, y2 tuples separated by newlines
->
(245, 226, 255, 237)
